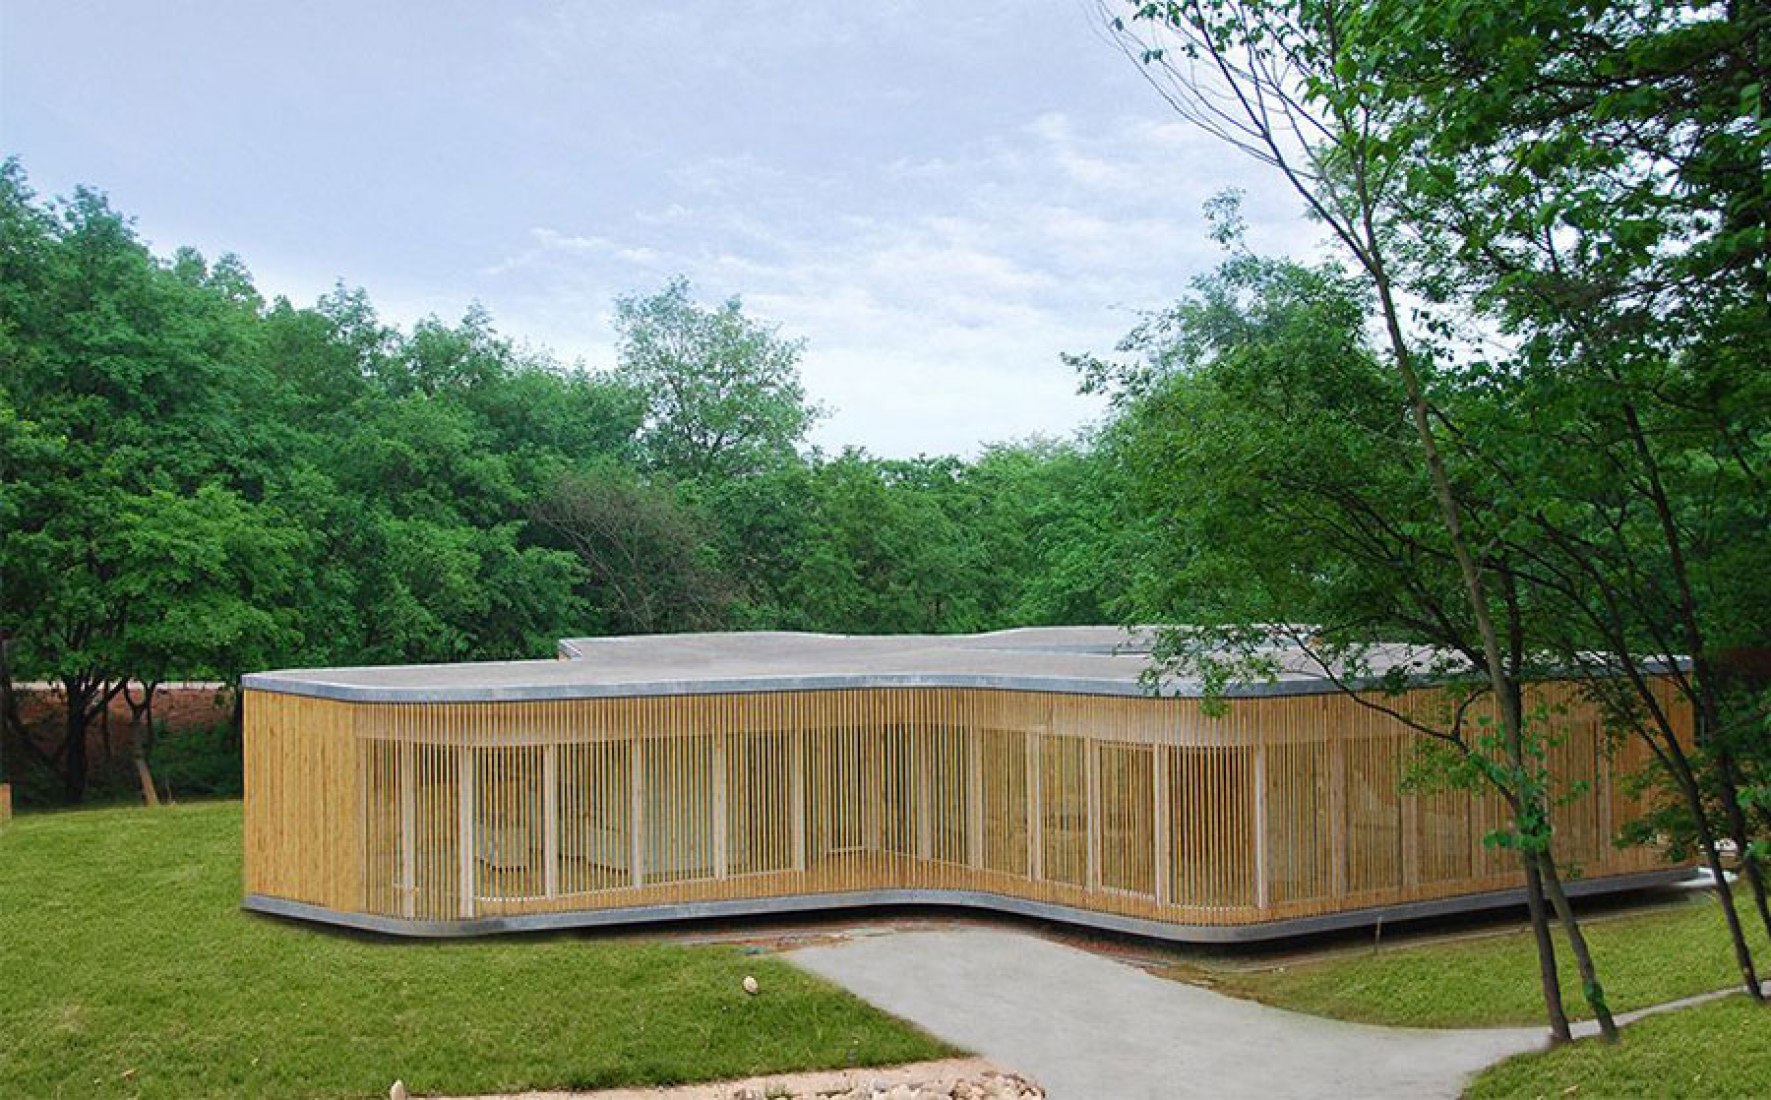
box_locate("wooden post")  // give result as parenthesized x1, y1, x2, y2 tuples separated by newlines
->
(966, 729, 985, 870)
(1085, 742, 1102, 891)
(790, 732, 806, 873)
(1153, 745, 1171, 906)
(458, 749, 476, 919)
(1, 782, 13, 825)
(1026, 734, 1043, 882)
(712, 735, 729, 880)
(542, 744, 559, 899)
(399, 745, 417, 919)
(1402, 790, 1421, 890)
(630, 740, 646, 888)
(1253, 743, 1269, 910)
(916, 733, 934, 861)
(1328, 736, 1347, 900)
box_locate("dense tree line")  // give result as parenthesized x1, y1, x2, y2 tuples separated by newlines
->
(0, 159, 1142, 806)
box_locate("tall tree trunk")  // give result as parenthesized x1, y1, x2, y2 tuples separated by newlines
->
(62, 683, 90, 805)
(1371, 257, 1595, 1040)
(60, 676, 125, 805)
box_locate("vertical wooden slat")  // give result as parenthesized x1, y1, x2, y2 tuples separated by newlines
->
(1253, 740, 1269, 911)
(458, 746, 475, 919)
(629, 735, 645, 888)
(1085, 737, 1102, 892)
(790, 728, 807, 873)
(542, 742, 559, 899)
(966, 706, 985, 870)
(1154, 742, 1171, 906)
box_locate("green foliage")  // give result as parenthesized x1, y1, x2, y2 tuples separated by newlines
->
(0, 160, 643, 798)
(0, 802, 952, 1098)
(150, 722, 244, 798)
(0, 159, 1141, 801)
(532, 467, 739, 635)
(614, 276, 820, 481)
(693, 440, 1132, 636)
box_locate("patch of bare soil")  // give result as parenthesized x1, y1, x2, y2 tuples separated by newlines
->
(419, 1057, 1042, 1100)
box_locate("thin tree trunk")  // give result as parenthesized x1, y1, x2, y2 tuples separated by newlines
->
(1696, 796, 1764, 1000)
(1537, 855, 1619, 1040)
(229, 686, 244, 750)
(1656, 723, 1766, 1000)
(1522, 850, 1573, 1042)
(1715, 757, 1771, 944)
(125, 681, 161, 808)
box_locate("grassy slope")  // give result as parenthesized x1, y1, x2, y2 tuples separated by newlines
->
(1164, 890, 1771, 1029)
(1468, 996, 1771, 1099)
(0, 803, 950, 1099)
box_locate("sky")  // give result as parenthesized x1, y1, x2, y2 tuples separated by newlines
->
(2, 1, 1316, 457)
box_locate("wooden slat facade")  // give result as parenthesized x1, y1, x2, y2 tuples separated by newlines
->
(242, 678, 1688, 936)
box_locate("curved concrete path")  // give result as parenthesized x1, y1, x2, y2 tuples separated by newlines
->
(788, 928, 1548, 1100)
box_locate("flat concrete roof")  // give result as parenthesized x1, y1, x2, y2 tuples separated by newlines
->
(241, 627, 1442, 704)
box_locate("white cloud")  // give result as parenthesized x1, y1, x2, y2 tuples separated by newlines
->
(465, 93, 1320, 456)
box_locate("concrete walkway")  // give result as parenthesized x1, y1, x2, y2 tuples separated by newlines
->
(789, 928, 1550, 1100)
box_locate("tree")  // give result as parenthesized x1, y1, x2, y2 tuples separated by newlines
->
(110, 485, 308, 801)
(613, 277, 820, 481)
(1100, 0, 1657, 1040)
(1362, 0, 1771, 985)
(0, 166, 271, 801)
(531, 469, 737, 635)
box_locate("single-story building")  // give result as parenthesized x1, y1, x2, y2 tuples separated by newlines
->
(241, 627, 1686, 940)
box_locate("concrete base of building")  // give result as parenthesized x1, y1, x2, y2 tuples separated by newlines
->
(244, 866, 1695, 944)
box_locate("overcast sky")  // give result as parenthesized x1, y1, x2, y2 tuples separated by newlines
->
(2, 1, 1316, 456)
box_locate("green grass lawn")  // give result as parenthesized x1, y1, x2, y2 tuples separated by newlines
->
(1467, 995, 1771, 1099)
(0, 802, 951, 1099)
(1162, 888, 1770, 1029)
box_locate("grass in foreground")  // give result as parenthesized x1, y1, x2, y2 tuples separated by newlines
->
(1468, 995, 1771, 1099)
(1162, 887, 1770, 1028)
(0, 803, 951, 1099)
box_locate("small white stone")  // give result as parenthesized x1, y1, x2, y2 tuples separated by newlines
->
(742, 974, 760, 995)
(390, 1081, 408, 1100)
